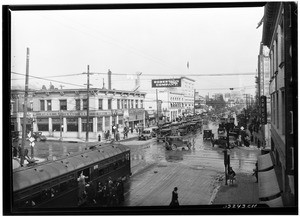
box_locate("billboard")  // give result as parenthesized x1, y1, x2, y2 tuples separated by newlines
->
(152, 79, 181, 88)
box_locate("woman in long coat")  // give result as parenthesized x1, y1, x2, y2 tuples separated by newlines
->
(169, 187, 179, 206)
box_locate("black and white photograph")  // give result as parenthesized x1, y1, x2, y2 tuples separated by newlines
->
(3, 1, 298, 215)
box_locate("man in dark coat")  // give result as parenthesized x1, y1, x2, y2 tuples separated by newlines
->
(169, 187, 179, 206)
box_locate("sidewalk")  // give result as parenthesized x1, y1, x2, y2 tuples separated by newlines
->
(211, 173, 259, 204)
(46, 131, 140, 143)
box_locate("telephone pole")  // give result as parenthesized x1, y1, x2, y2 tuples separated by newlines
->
(193, 89, 196, 115)
(83, 65, 93, 143)
(156, 89, 159, 126)
(21, 48, 30, 166)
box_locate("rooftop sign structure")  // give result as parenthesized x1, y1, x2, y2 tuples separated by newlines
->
(151, 79, 181, 88)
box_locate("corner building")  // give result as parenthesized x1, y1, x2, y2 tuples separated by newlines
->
(11, 88, 146, 140)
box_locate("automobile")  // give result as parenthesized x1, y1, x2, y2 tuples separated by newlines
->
(157, 128, 171, 142)
(32, 131, 47, 142)
(138, 130, 152, 140)
(151, 127, 159, 137)
(212, 135, 227, 148)
(165, 136, 192, 151)
(203, 129, 214, 140)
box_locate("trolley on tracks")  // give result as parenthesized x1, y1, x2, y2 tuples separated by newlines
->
(13, 143, 131, 209)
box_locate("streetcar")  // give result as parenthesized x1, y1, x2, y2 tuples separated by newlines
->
(13, 143, 131, 209)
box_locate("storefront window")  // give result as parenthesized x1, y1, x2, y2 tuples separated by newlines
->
(52, 118, 61, 132)
(37, 118, 49, 131)
(67, 118, 78, 132)
(105, 116, 110, 130)
(97, 117, 103, 131)
(82, 118, 93, 132)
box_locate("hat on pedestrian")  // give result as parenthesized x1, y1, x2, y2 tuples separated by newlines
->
(174, 187, 178, 191)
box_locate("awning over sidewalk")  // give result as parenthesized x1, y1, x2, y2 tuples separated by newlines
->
(258, 168, 281, 200)
(258, 153, 274, 172)
(260, 195, 283, 207)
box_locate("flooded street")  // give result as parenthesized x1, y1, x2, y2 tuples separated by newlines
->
(122, 121, 260, 206)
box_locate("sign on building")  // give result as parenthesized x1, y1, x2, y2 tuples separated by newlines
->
(151, 79, 181, 88)
(260, 95, 267, 125)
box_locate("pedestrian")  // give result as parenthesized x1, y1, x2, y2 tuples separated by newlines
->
(17, 144, 22, 158)
(228, 167, 236, 184)
(77, 171, 88, 202)
(253, 162, 258, 183)
(169, 187, 179, 206)
(116, 131, 120, 141)
(13, 146, 18, 157)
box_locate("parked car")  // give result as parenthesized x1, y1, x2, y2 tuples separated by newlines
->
(165, 136, 192, 151)
(32, 131, 47, 142)
(138, 130, 152, 140)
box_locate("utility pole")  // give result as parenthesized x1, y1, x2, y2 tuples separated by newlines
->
(156, 89, 159, 126)
(83, 65, 93, 143)
(193, 89, 196, 116)
(21, 48, 30, 166)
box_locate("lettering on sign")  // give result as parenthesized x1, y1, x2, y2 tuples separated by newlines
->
(152, 79, 181, 88)
(260, 96, 267, 125)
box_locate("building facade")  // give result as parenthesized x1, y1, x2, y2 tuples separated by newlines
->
(11, 88, 146, 140)
(261, 2, 297, 206)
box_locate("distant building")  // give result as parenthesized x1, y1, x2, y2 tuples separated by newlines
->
(145, 76, 195, 121)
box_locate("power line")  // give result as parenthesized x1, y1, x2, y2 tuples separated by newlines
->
(11, 72, 85, 88)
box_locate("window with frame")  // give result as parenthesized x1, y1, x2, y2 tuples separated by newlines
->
(76, 99, 81, 110)
(37, 118, 49, 131)
(52, 118, 61, 131)
(47, 100, 52, 111)
(60, 100, 67, 110)
(97, 117, 103, 131)
(67, 118, 78, 132)
(140, 100, 143, 108)
(108, 99, 112, 110)
(82, 118, 93, 132)
(117, 99, 120, 109)
(98, 99, 103, 110)
(124, 100, 127, 109)
(131, 100, 134, 109)
(40, 100, 45, 111)
(83, 99, 88, 110)
(135, 100, 138, 108)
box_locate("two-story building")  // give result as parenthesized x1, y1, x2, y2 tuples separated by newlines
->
(11, 87, 146, 140)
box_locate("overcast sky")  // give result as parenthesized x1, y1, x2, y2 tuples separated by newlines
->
(10, 4, 264, 97)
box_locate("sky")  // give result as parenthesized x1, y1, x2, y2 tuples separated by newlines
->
(10, 3, 264, 98)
